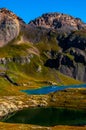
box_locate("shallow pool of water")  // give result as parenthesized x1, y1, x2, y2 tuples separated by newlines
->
(21, 84, 86, 95)
(4, 107, 86, 126)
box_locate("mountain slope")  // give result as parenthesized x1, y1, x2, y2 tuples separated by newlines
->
(0, 8, 85, 95)
(28, 13, 86, 82)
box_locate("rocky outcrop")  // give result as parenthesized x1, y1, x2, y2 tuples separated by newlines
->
(0, 54, 33, 65)
(1, 88, 86, 120)
(45, 47, 86, 82)
(28, 13, 86, 82)
(29, 13, 86, 33)
(57, 30, 86, 50)
(0, 8, 25, 47)
(0, 95, 48, 120)
(0, 9, 86, 82)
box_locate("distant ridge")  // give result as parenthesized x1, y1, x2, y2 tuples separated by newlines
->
(29, 12, 86, 32)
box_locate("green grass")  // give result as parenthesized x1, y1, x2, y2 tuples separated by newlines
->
(0, 33, 83, 96)
(0, 58, 82, 96)
(63, 53, 74, 61)
(0, 77, 22, 96)
(0, 44, 31, 57)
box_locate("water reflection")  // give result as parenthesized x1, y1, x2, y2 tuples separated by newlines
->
(4, 107, 86, 126)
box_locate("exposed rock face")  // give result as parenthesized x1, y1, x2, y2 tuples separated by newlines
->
(58, 32, 86, 82)
(44, 31, 86, 82)
(0, 95, 48, 120)
(0, 8, 25, 47)
(0, 55, 32, 65)
(29, 13, 86, 33)
(28, 13, 86, 82)
(0, 9, 86, 82)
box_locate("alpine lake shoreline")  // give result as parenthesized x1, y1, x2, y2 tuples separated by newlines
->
(0, 84, 86, 130)
(0, 8, 86, 130)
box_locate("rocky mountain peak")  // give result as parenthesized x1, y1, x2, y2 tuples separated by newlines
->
(0, 8, 25, 47)
(0, 8, 25, 23)
(29, 13, 86, 32)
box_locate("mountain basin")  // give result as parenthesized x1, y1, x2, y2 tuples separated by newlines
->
(3, 84, 86, 126)
(21, 84, 86, 95)
(3, 107, 86, 126)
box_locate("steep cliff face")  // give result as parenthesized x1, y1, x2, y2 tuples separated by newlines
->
(43, 30, 86, 82)
(0, 8, 85, 83)
(28, 13, 86, 82)
(0, 8, 25, 47)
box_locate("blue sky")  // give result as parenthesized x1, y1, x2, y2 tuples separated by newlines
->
(0, 0, 86, 23)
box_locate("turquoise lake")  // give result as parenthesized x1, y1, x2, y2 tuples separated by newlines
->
(3, 84, 86, 126)
(21, 84, 86, 95)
